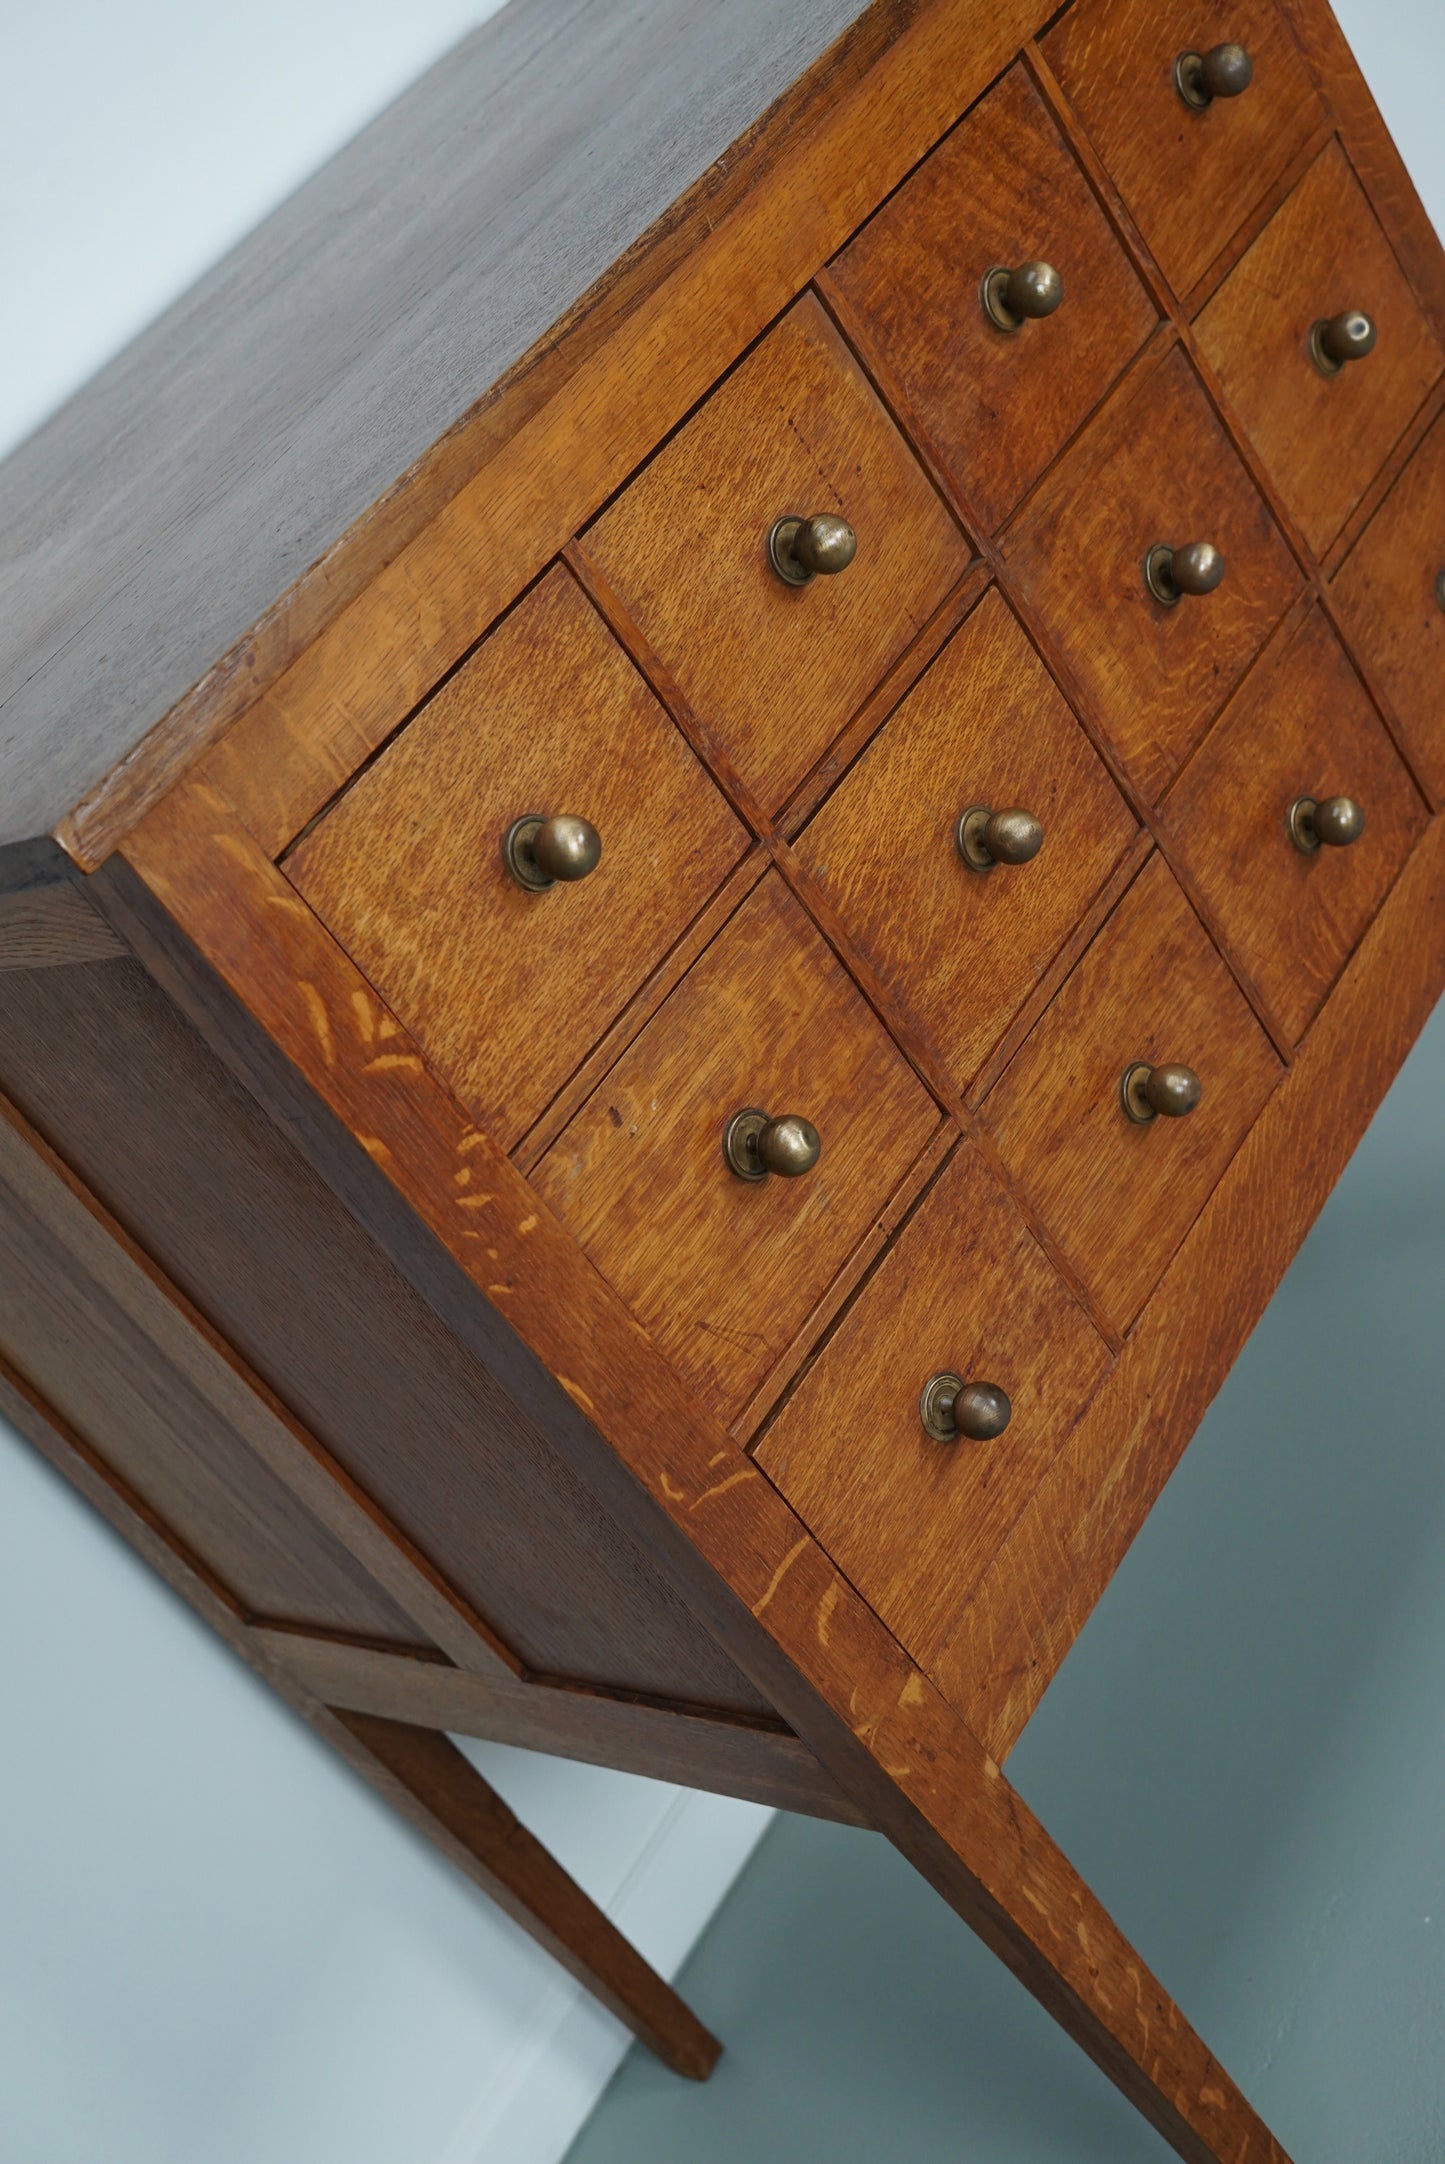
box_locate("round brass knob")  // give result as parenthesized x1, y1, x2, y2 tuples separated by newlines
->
(955, 803, 1045, 874)
(1144, 541, 1226, 607)
(1121, 1061, 1203, 1124)
(768, 512, 857, 587)
(723, 1107, 822, 1182)
(504, 812, 602, 891)
(1288, 793, 1365, 854)
(920, 1372, 1012, 1444)
(1175, 42, 1254, 109)
(1310, 310, 1377, 376)
(981, 260, 1064, 334)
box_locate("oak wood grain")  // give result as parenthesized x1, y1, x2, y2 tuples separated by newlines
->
(793, 587, 1138, 1088)
(756, 1143, 1110, 1666)
(579, 294, 969, 816)
(827, 61, 1157, 534)
(0, 882, 125, 970)
(1330, 407, 1445, 805)
(0, 1093, 422, 1643)
(1195, 140, 1444, 557)
(1043, 0, 1324, 301)
(985, 853, 1283, 1331)
(254, 1630, 871, 1827)
(110, 775, 1295, 2163)
(1275, 0, 1445, 344)
(286, 566, 747, 1150)
(940, 808, 1445, 1761)
(0, 955, 771, 1711)
(1163, 606, 1428, 1044)
(155, 0, 1040, 873)
(1002, 341, 1304, 801)
(533, 872, 939, 1422)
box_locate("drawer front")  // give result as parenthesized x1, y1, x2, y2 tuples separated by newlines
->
(754, 1146, 1110, 1668)
(581, 293, 969, 819)
(794, 587, 1136, 1091)
(1043, 0, 1324, 300)
(985, 852, 1281, 1330)
(827, 63, 1156, 534)
(532, 873, 939, 1425)
(1163, 608, 1427, 1043)
(1005, 343, 1302, 800)
(1196, 143, 1444, 557)
(286, 567, 747, 1151)
(1332, 407, 1445, 803)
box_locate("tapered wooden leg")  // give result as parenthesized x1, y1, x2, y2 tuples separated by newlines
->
(0, 1357, 720, 2085)
(327, 1711, 721, 2079)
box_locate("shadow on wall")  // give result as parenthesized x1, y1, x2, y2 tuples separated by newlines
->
(564, 990, 1445, 2164)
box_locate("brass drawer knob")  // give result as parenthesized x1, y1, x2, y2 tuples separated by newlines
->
(723, 1107, 821, 1182)
(1175, 42, 1254, 109)
(1121, 1061, 1203, 1124)
(920, 1372, 1012, 1444)
(768, 512, 857, 587)
(504, 812, 602, 890)
(981, 260, 1064, 334)
(1310, 310, 1377, 375)
(1144, 540, 1225, 607)
(955, 803, 1045, 874)
(1288, 793, 1365, 853)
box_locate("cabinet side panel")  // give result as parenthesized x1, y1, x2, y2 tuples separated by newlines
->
(0, 957, 772, 1715)
(0, 1106, 421, 1640)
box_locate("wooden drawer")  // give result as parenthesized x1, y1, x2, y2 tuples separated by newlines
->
(1043, 0, 1324, 301)
(985, 852, 1281, 1331)
(793, 587, 1136, 1091)
(826, 62, 1156, 534)
(1162, 608, 1427, 1044)
(580, 293, 969, 820)
(1332, 406, 1445, 804)
(1004, 343, 1302, 800)
(286, 567, 747, 1152)
(754, 1145, 1110, 1670)
(532, 873, 939, 1426)
(1196, 142, 1444, 557)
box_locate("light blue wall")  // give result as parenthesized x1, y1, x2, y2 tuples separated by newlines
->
(565, 938, 1445, 2164)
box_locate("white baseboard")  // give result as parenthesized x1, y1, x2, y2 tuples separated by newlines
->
(432, 1776, 773, 2164)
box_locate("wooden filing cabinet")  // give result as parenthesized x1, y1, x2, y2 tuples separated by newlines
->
(3, 0, 1444, 2149)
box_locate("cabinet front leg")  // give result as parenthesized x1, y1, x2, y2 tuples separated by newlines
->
(329, 1709, 721, 2080)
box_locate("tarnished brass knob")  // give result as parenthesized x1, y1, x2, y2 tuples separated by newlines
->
(920, 1372, 1012, 1444)
(1288, 793, 1365, 854)
(1144, 540, 1226, 607)
(1175, 42, 1254, 109)
(955, 803, 1045, 874)
(1310, 310, 1377, 375)
(1121, 1061, 1203, 1124)
(981, 260, 1064, 333)
(723, 1107, 821, 1182)
(768, 512, 857, 587)
(504, 812, 602, 891)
